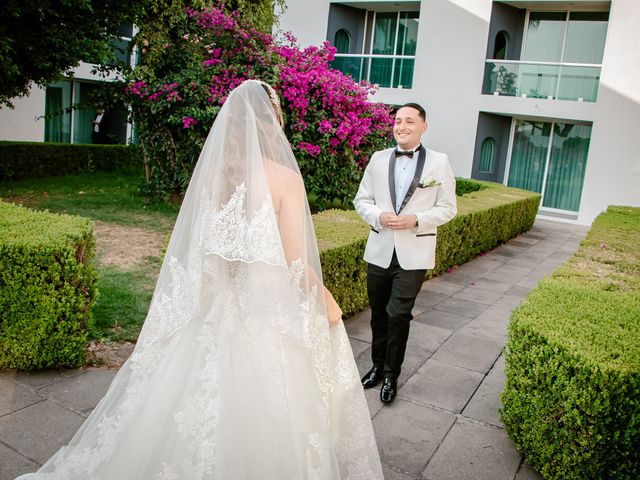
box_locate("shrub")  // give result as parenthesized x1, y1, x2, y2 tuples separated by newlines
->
(455, 177, 487, 196)
(315, 209, 370, 316)
(0, 201, 98, 370)
(435, 180, 539, 272)
(120, 5, 392, 204)
(502, 206, 640, 479)
(0, 141, 143, 182)
(315, 179, 540, 316)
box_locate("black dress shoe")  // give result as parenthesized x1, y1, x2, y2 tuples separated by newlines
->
(380, 377, 397, 403)
(361, 366, 384, 389)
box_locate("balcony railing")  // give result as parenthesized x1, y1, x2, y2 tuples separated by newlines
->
(331, 54, 415, 89)
(483, 59, 601, 102)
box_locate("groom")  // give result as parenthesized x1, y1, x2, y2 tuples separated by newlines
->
(353, 103, 457, 404)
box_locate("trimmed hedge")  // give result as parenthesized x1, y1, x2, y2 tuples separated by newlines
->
(314, 179, 540, 316)
(0, 141, 143, 181)
(0, 201, 98, 370)
(502, 206, 640, 479)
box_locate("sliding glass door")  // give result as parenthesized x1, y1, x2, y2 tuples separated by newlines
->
(72, 82, 100, 144)
(44, 81, 72, 143)
(507, 119, 591, 212)
(543, 124, 591, 211)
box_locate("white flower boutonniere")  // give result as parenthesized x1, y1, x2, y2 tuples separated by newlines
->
(418, 176, 441, 188)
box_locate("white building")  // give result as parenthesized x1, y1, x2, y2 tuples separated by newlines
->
(279, 0, 640, 225)
(0, 25, 135, 145)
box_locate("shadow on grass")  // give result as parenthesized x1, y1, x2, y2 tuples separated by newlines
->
(90, 256, 162, 342)
(0, 170, 179, 232)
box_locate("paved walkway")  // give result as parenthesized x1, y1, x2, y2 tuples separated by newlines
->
(0, 219, 588, 480)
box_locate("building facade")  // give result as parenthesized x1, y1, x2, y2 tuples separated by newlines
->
(279, 0, 639, 225)
(0, 25, 136, 145)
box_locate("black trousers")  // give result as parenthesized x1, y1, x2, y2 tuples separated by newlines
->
(367, 251, 426, 379)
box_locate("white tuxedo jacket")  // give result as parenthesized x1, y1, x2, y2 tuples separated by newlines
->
(353, 146, 457, 270)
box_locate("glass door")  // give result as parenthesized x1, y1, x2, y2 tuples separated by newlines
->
(73, 82, 100, 144)
(542, 123, 591, 211)
(507, 119, 591, 212)
(507, 120, 550, 193)
(44, 81, 72, 143)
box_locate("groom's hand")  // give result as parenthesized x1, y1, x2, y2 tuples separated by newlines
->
(386, 214, 418, 230)
(379, 212, 397, 228)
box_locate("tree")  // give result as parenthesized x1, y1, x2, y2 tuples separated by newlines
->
(119, 5, 392, 207)
(219, 0, 285, 32)
(0, 0, 146, 107)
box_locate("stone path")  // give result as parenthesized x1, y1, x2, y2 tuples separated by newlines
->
(0, 219, 589, 480)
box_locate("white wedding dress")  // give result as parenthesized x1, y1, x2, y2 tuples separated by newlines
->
(17, 81, 383, 479)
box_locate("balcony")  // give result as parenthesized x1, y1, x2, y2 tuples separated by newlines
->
(483, 60, 601, 103)
(331, 54, 415, 89)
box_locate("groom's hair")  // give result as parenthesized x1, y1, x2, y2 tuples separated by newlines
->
(399, 102, 426, 122)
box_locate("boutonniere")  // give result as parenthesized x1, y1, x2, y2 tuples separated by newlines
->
(418, 176, 441, 188)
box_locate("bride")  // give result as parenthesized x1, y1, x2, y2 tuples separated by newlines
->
(17, 80, 383, 479)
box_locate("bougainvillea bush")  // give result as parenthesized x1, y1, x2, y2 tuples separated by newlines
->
(122, 5, 393, 207)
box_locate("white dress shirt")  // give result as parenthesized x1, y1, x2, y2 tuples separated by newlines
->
(93, 113, 103, 133)
(394, 151, 418, 212)
(374, 145, 420, 230)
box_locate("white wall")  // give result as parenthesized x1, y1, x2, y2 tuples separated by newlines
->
(402, 0, 492, 177)
(0, 86, 45, 142)
(577, 0, 640, 223)
(277, 1, 330, 46)
(280, 0, 493, 178)
(0, 63, 122, 143)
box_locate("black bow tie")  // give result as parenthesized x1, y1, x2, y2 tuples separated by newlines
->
(394, 145, 420, 158)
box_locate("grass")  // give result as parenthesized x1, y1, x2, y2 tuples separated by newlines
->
(2, 173, 536, 346)
(0, 169, 179, 232)
(503, 206, 640, 479)
(1, 171, 175, 343)
(90, 258, 161, 342)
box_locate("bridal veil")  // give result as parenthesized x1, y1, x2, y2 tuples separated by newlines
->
(17, 80, 383, 479)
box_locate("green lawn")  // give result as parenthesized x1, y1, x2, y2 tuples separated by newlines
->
(1, 171, 177, 343)
(0, 170, 179, 231)
(90, 260, 161, 342)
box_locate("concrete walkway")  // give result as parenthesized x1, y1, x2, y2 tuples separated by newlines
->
(0, 219, 588, 480)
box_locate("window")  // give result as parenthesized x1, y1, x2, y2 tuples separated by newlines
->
(45, 81, 72, 143)
(493, 31, 509, 60)
(73, 82, 101, 144)
(369, 11, 419, 88)
(330, 9, 419, 89)
(334, 29, 351, 54)
(483, 10, 608, 101)
(521, 11, 608, 101)
(479, 138, 496, 173)
(84, 24, 135, 66)
(44, 80, 126, 144)
(523, 11, 608, 64)
(507, 120, 591, 212)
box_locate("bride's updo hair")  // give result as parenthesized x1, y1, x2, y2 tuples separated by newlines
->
(258, 81, 284, 128)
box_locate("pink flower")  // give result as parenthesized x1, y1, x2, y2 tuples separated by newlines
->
(318, 120, 332, 133)
(297, 141, 321, 157)
(182, 116, 198, 129)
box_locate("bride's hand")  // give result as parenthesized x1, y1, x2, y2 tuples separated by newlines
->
(324, 287, 343, 327)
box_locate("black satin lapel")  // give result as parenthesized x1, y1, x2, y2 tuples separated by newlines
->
(388, 150, 397, 214)
(398, 147, 427, 213)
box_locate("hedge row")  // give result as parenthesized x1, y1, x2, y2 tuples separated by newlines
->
(1, 178, 536, 370)
(0, 141, 143, 181)
(502, 206, 640, 479)
(0, 201, 98, 370)
(314, 180, 540, 316)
